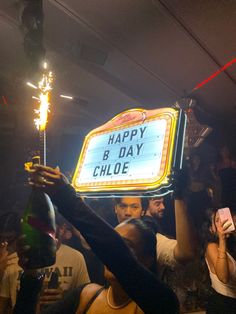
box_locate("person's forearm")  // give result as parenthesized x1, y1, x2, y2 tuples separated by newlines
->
(215, 237, 229, 283)
(13, 272, 43, 314)
(14, 292, 38, 314)
(174, 199, 197, 263)
(52, 185, 134, 275)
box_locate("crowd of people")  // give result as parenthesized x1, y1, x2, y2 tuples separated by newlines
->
(0, 144, 235, 313)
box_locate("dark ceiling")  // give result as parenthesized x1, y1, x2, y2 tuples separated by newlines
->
(0, 0, 236, 160)
(0, 0, 236, 212)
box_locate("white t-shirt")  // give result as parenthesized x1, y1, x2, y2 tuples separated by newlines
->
(0, 244, 90, 307)
(156, 233, 177, 277)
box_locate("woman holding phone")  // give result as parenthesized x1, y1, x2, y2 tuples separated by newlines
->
(205, 207, 236, 313)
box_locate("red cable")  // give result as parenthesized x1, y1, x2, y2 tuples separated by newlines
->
(192, 57, 236, 91)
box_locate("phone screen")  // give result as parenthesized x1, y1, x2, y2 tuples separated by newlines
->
(218, 207, 235, 232)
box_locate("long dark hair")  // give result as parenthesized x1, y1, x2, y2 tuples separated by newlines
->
(201, 208, 236, 260)
(0, 211, 21, 236)
(123, 216, 157, 274)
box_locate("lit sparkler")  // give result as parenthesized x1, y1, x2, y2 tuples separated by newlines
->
(27, 62, 53, 165)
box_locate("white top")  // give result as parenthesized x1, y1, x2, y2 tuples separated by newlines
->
(206, 253, 236, 298)
(156, 233, 177, 277)
(0, 244, 90, 307)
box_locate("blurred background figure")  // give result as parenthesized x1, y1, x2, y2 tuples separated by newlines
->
(0, 213, 90, 313)
(207, 162, 221, 208)
(57, 216, 105, 285)
(0, 212, 22, 314)
(217, 145, 236, 209)
(187, 152, 212, 233)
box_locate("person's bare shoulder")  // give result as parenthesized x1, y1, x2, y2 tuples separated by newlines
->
(206, 243, 218, 272)
(76, 283, 103, 314)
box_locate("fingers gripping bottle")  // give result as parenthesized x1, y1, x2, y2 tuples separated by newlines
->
(22, 156, 57, 269)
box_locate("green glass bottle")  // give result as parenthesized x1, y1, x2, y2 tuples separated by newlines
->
(22, 156, 57, 269)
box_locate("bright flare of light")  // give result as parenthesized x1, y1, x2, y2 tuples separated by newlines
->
(27, 82, 38, 89)
(34, 93, 49, 131)
(32, 96, 40, 101)
(34, 69, 53, 131)
(60, 94, 73, 100)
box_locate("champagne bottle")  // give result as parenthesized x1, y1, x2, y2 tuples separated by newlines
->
(22, 156, 57, 269)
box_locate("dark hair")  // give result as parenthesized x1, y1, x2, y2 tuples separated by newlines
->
(113, 197, 149, 212)
(0, 212, 21, 244)
(0, 211, 21, 237)
(123, 217, 157, 273)
(200, 208, 217, 250)
(139, 215, 160, 234)
(201, 208, 236, 260)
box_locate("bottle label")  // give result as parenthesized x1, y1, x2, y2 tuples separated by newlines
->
(27, 216, 56, 240)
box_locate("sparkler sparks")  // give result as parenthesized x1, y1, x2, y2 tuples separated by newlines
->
(28, 62, 53, 131)
(60, 94, 73, 100)
(27, 82, 38, 89)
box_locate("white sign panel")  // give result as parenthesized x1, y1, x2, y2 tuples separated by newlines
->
(75, 119, 167, 185)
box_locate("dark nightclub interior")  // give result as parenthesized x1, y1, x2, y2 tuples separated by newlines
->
(0, 1, 236, 313)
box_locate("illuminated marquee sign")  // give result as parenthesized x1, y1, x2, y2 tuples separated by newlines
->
(72, 107, 186, 197)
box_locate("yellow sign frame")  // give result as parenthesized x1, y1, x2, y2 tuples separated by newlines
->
(72, 107, 184, 195)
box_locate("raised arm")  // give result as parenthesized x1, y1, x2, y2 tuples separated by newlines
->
(171, 169, 198, 263)
(28, 165, 179, 314)
(174, 199, 197, 263)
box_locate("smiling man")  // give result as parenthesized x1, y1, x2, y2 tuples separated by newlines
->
(146, 197, 166, 220)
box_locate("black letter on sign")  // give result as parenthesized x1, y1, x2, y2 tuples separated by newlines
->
(114, 163, 121, 174)
(103, 150, 110, 160)
(122, 162, 129, 174)
(108, 134, 114, 145)
(119, 147, 126, 158)
(93, 166, 99, 177)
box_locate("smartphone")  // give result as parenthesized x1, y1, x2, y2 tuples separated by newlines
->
(48, 271, 59, 289)
(218, 207, 235, 232)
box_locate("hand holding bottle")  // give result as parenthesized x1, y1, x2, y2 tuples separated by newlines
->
(28, 165, 69, 197)
(23, 162, 58, 269)
(39, 288, 64, 307)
